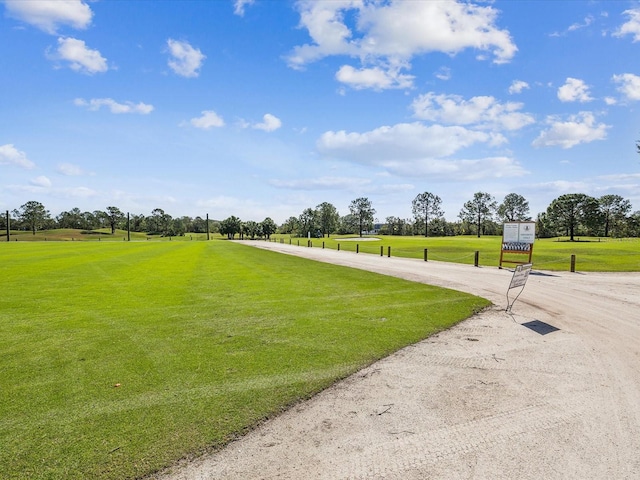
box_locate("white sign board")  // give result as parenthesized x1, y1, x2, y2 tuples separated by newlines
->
(503, 222, 536, 244)
(509, 263, 532, 289)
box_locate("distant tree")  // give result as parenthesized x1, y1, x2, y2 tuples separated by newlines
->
(219, 216, 242, 239)
(279, 216, 299, 235)
(627, 211, 640, 237)
(13, 201, 50, 235)
(349, 197, 376, 237)
(338, 214, 358, 235)
(243, 220, 261, 239)
(497, 193, 530, 222)
(316, 202, 340, 237)
(546, 193, 599, 241)
(599, 194, 631, 237)
(412, 192, 443, 237)
(105, 206, 125, 234)
(385, 216, 409, 236)
(148, 208, 172, 235)
(458, 192, 497, 238)
(56, 207, 84, 229)
(298, 208, 317, 237)
(261, 217, 277, 239)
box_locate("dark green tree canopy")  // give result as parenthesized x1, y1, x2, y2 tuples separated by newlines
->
(13, 200, 50, 235)
(349, 197, 376, 237)
(546, 193, 600, 241)
(412, 192, 443, 237)
(497, 193, 530, 222)
(458, 192, 497, 238)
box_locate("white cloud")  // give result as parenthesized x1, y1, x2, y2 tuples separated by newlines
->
(4, 0, 92, 34)
(614, 8, 640, 42)
(411, 93, 535, 131)
(508, 80, 529, 94)
(167, 39, 205, 78)
(269, 176, 371, 190)
(234, 0, 255, 16)
(612, 73, 640, 101)
(30, 175, 52, 188)
(0, 144, 35, 169)
(48, 37, 108, 74)
(253, 114, 282, 132)
(316, 122, 525, 179)
(335, 64, 414, 90)
(557, 77, 593, 103)
(74, 98, 154, 114)
(434, 67, 451, 81)
(190, 110, 225, 129)
(56, 162, 84, 176)
(287, 0, 516, 90)
(532, 112, 609, 149)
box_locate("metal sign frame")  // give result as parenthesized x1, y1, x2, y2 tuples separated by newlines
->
(506, 263, 532, 312)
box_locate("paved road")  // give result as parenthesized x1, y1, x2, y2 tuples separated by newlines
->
(155, 241, 640, 480)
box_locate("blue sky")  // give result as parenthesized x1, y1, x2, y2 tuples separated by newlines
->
(1, 0, 640, 224)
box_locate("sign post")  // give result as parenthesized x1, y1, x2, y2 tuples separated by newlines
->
(499, 221, 535, 269)
(506, 263, 532, 312)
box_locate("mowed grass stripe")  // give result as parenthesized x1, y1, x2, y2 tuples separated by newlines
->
(0, 241, 488, 479)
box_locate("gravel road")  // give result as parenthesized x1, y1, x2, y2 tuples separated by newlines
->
(155, 241, 640, 480)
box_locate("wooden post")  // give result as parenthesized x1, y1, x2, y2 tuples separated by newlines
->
(206, 214, 210, 241)
(424, 248, 428, 262)
(571, 255, 576, 272)
(474, 250, 480, 267)
(387, 246, 391, 258)
(5, 210, 9, 242)
(127, 212, 131, 242)
(356, 244, 359, 254)
(338, 243, 340, 251)
(380, 246, 383, 256)
(322, 241, 325, 249)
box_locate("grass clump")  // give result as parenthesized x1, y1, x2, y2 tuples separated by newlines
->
(0, 240, 488, 479)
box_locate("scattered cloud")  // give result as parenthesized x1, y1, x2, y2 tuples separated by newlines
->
(287, 1, 516, 90)
(4, 0, 93, 34)
(30, 175, 52, 188)
(189, 110, 225, 129)
(56, 162, 85, 176)
(532, 112, 609, 149)
(74, 98, 154, 114)
(335, 64, 414, 90)
(167, 39, 205, 78)
(557, 77, 593, 102)
(508, 80, 530, 94)
(252, 114, 282, 132)
(47, 37, 108, 74)
(0, 144, 35, 169)
(411, 93, 535, 131)
(614, 8, 640, 42)
(434, 67, 452, 81)
(233, 0, 255, 17)
(612, 73, 640, 101)
(269, 176, 371, 191)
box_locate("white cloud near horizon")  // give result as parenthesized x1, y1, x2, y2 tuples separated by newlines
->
(614, 8, 640, 42)
(411, 92, 535, 131)
(0, 144, 36, 169)
(252, 114, 282, 132)
(189, 110, 225, 129)
(4, 0, 92, 34)
(508, 80, 530, 94)
(56, 162, 85, 176)
(30, 175, 52, 188)
(167, 39, 205, 78)
(532, 112, 609, 149)
(612, 73, 640, 101)
(47, 37, 108, 74)
(287, 0, 516, 90)
(557, 77, 593, 103)
(269, 176, 372, 191)
(74, 98, 154, 114)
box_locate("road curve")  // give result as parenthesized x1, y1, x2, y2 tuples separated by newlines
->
(155, 240, 640, 480)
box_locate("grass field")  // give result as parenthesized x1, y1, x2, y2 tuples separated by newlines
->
(0, 240, 488, 479)
(273, 234, 640, 272)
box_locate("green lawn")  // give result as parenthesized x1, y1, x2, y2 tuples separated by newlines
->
(273, 234, 640, 272)
(0, 241, 488, 479)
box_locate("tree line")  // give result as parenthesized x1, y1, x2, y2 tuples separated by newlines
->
(3, 191, 640, 240)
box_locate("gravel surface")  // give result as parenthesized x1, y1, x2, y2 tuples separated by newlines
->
(154, 241, 640, 480)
